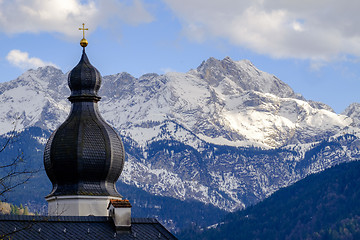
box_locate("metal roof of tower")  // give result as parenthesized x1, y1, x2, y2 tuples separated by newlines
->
(43, 27, 125, 198)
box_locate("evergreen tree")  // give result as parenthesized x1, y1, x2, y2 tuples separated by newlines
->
(23, 206, 29, 215)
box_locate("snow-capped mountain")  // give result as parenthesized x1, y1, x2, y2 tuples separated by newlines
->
(0, 67, 69, 134)
(343, 103, 360, 128)
(1, 57, 359, 213)
(101, 57, 352, 149)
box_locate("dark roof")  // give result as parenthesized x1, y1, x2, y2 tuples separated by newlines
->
(68, 48, 102, 101)
(0, 215, 177, 240)
(43, 49, 125, 198)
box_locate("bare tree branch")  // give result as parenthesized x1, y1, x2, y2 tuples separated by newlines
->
(0, 120, 39, 200)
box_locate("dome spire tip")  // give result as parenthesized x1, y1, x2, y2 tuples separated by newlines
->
(79, 23, 88, 48)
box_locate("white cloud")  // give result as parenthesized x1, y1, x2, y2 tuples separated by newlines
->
(162, 0, 360, 61)
(0, 0, 153, 38)
(292, 21, 304, 32)
(6, 49, 58, 70)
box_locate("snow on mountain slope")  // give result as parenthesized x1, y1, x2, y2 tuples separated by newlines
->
(192, 57, 297, 98)
(99, 57, 351, 148)
(1, 57, 360, 212)
(0, 57, 350, 148)
(0, 66, 69, 135)
(343, 103, 360, 128)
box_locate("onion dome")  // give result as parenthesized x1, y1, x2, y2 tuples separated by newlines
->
(68, 49, 101, 102)
(44, 48, 125, 198)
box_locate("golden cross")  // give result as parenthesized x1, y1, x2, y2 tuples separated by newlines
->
(79, 23, 88, 39)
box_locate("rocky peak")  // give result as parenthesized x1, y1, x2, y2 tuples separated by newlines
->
(25, 66, 63, 82)
(343, 103, 360, 116)
(343, 103, 360, 127)
(0, 66, 66, 98)
(32, 66, 63, 77)
(139, 73, 159, 81)
(192, 57, 296, 99)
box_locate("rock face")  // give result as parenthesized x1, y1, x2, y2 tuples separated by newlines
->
(343, 103, 360, 127)
(0, 57, 359, 212)
(98, 57, 350, 150)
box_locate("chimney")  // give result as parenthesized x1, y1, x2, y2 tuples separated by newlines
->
(108, 199, 132, 232)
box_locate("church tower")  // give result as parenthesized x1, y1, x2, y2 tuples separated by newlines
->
(43, 24, 125, 216)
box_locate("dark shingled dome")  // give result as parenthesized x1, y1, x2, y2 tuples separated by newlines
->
(68, 50, 101, 101)
(44, 49, 125, 198)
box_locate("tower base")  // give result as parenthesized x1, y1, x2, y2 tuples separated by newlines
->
(46, 195, 122, 216)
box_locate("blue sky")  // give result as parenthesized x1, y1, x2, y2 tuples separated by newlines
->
(1, 0, 360, 113)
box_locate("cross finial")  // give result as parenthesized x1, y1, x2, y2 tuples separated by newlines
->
(79, 23, 88, 39)
(79, 23, 89, 48)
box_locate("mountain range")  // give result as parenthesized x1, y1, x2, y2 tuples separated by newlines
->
(1, 56, 360, 231)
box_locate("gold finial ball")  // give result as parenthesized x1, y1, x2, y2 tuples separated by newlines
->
(80, 38, 88, 47)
